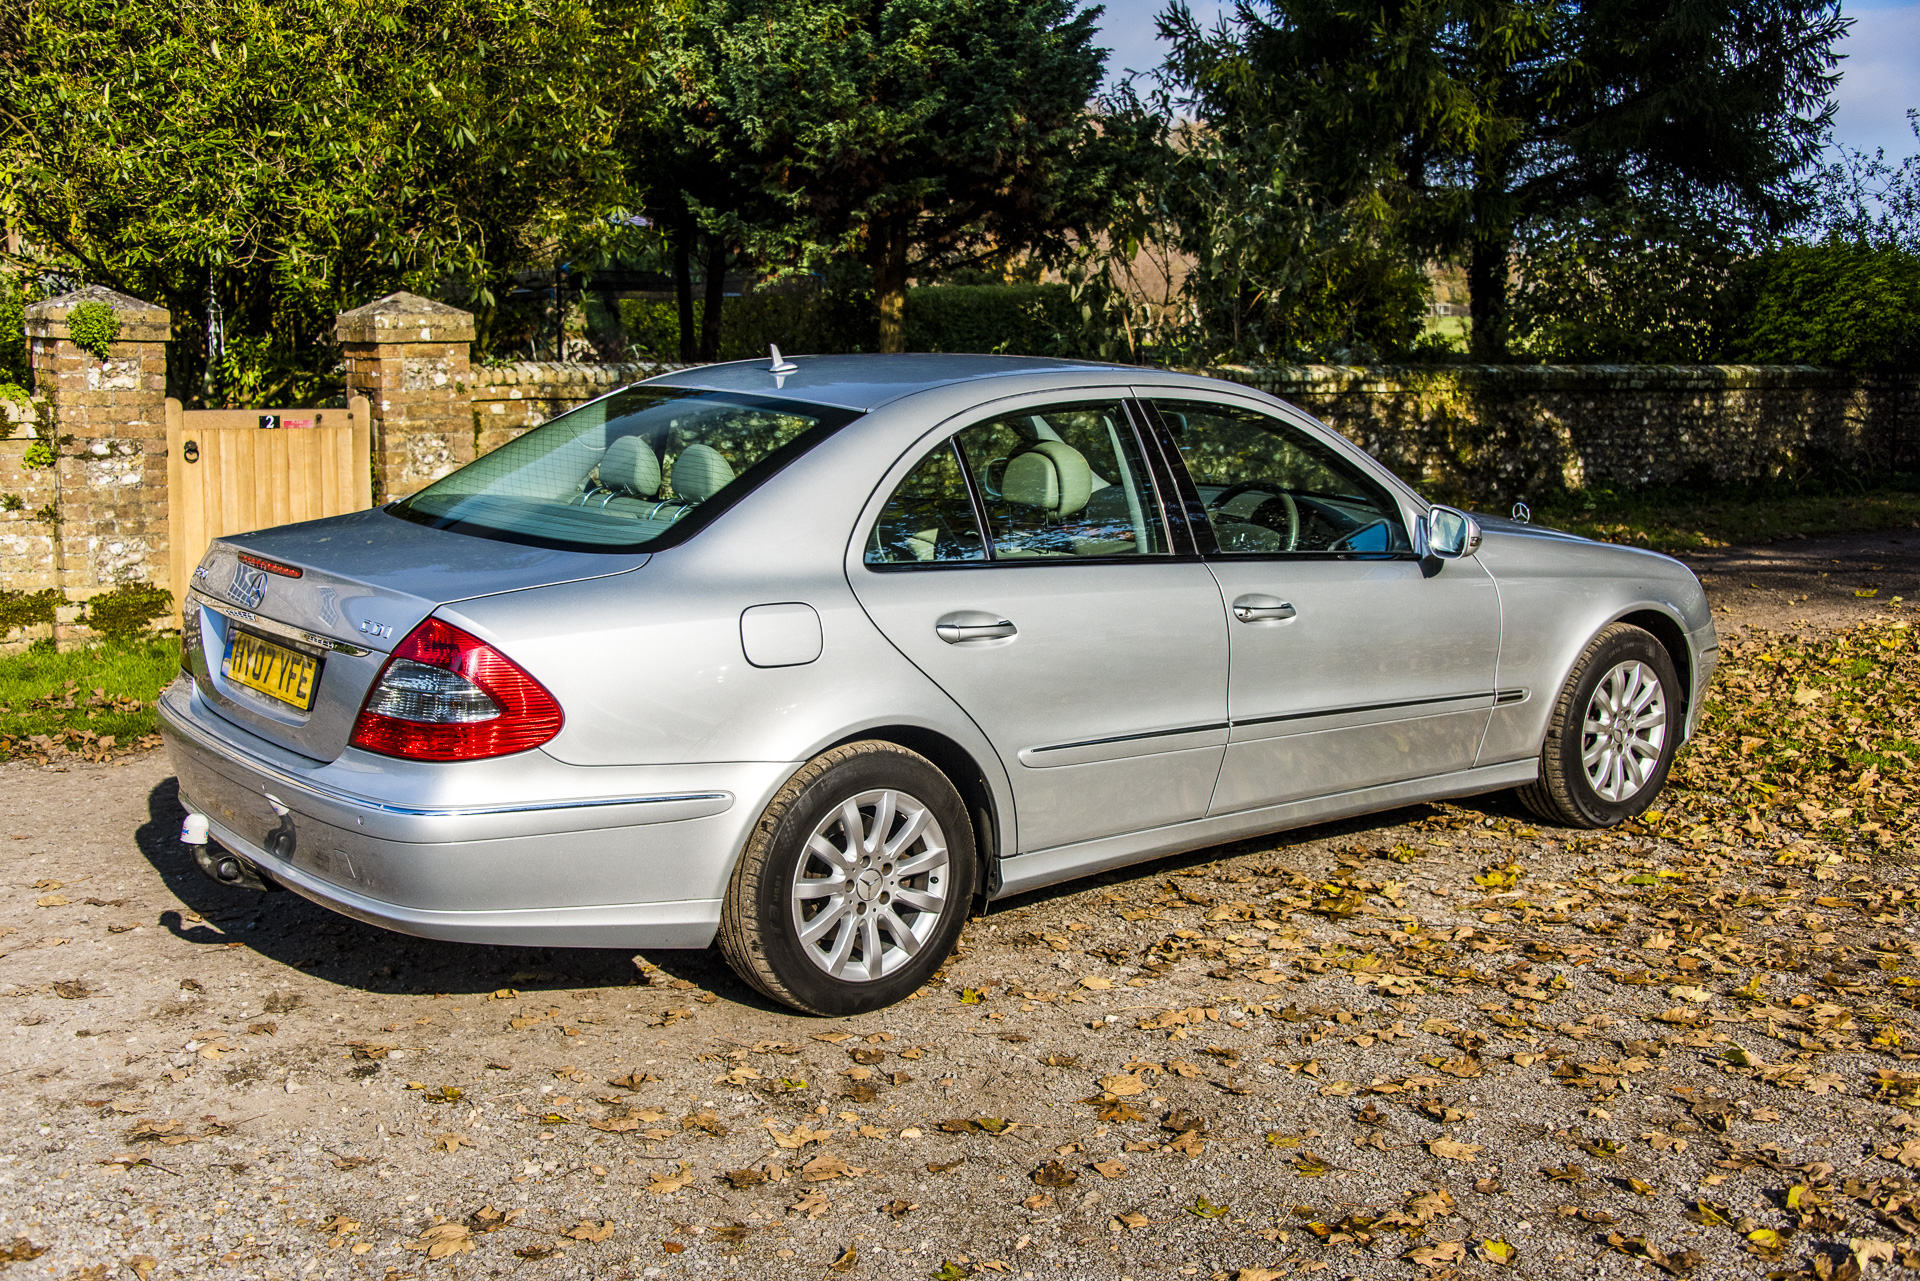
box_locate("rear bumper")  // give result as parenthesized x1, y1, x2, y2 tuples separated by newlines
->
(159, 680, 794, 949)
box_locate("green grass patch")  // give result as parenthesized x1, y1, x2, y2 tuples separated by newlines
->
(0, 636, 178, 758)
(1529, 483, 1920, 554)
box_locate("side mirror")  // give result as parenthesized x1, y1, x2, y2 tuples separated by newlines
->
(1427, 506, 1482, 559)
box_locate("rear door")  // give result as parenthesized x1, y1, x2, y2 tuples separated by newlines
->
(849, 395, 1229, 854)
(1140, 393, 1502, 812)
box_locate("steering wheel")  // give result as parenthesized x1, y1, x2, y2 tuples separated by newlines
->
(1208, 482, 1299, 552)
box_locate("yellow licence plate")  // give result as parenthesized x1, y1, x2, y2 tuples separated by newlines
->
(224, 631, 319, 710)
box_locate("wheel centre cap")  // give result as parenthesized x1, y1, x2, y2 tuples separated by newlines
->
(854, 869, 883, 902)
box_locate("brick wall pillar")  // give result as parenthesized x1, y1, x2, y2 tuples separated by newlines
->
(335, 293, 475, 501)
(23, 287, 172, 622)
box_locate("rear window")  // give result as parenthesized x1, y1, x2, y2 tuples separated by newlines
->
(390, 386, 859, 551)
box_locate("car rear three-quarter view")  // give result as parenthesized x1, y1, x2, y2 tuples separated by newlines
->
(162, 354, 1717, 1016)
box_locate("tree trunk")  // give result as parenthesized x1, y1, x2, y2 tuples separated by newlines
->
(1467, 232, 1512, 361)
(870, 216, 910, 354)
(699, 236, 726, 363)
(673, 233, 695, 364)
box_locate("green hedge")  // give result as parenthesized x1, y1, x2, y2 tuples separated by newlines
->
(616, 281, 1098, 361)
(901, 283, 1088, 356)
(1732, 242, 1920, 369)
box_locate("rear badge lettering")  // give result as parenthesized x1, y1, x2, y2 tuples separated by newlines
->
(358, 620, 393, 639)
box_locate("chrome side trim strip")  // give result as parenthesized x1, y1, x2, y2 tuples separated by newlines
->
(160, 695, 730, 819)
(1030, 721, 1231, 755)
(189, 589, 374, 656)
(1233, 690, 1496, 729)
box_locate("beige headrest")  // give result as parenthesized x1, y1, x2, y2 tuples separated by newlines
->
(670, 443, 735, 502)
(599, 436, 661, 497)
(1001, 440, 1092, 517)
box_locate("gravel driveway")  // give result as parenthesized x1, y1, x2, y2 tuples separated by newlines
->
(1, 532, 1915, 1281)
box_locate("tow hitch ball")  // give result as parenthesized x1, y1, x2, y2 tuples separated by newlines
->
(180, 811, 280, 892)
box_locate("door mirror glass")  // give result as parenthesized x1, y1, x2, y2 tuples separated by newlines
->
(1427, 506, 1482, 559)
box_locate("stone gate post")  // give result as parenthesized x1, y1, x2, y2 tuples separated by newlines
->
(334, 293, 475, 502)
(23, 287, 172, 626)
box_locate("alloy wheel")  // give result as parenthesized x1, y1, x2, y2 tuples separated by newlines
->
(1581, 660, 1668, 803)
(789, 788, 950, 982)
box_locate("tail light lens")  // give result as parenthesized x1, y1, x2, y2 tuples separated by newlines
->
(349, 618, 562, 761)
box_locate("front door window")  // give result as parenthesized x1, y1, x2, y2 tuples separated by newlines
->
(1155, 399, 1409, 555)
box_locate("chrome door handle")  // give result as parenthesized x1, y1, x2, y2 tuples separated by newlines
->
(936, 612, 1017, 644)
(1231, 595, 1297, 623)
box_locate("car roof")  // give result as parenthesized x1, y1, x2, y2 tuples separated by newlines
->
(644, 353, 1148, 412)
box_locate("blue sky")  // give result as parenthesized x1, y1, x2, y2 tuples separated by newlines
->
(1091, 0, 1920, 161)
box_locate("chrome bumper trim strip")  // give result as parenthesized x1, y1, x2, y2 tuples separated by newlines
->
(161, 695, 729, 819)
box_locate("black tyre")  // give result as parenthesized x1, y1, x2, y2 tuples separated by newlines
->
(1518, 623, 1682, 829)
(718, 740, 976, 1015)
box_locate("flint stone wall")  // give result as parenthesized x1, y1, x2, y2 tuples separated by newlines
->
(470, 361, 690, 454)
(1204, 364, 1920, 501)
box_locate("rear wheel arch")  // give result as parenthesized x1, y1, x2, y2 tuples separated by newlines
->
(825, 724, 1003, 896)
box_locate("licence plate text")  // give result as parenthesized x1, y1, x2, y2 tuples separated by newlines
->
(224, 631, 319, 710)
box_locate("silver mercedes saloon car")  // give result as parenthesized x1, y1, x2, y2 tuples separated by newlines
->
(162, 354, 1716, 1014)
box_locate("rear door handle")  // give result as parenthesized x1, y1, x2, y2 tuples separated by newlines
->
(1231, 594, 1297, 623)
(936, 611, 1018, 644)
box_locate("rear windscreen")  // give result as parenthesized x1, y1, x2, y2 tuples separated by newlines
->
(391, 386, 859, 551)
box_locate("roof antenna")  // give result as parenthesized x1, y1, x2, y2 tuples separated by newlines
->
(768, 344, 798, 375)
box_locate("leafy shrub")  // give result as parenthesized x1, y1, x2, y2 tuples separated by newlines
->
(0, 587, 59, 637)
(1729, 242, 1920, 368)
(902, 284, 1087, 356)
(82, 583, 173, 639)
(209, 334, 343, 408)
(20, 437, 55, 469)
(0, 274, 30, 388)
(1509, 205, 1741, 362)
(66, 299, 120, 361)
(618, 281, 879, 362)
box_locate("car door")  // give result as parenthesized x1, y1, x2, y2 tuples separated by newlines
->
(1140, 393, 1502, 813)
(849, 395, 1229, 854)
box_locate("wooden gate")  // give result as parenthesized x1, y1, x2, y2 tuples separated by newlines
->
(165, 396, 372, 596)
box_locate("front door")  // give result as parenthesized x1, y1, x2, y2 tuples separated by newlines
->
(1143, 394, 1502, 813)
(850, 397, 1229, 853)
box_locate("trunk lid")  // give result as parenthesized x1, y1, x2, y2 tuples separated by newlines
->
(186, 507, 647, 762)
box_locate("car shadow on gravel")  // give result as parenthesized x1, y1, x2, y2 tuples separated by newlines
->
(135, 774, 1528, 1014)
(134, 776, 789, 1013)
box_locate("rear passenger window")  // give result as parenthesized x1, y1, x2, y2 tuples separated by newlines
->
(865, 400, 1169, 567)
(956, 401, 1168, 559)
(865, 441, 986, 564)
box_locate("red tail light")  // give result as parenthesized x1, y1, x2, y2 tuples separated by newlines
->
(349, 618, 562, 761)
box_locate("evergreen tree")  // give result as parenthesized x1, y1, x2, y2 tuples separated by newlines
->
(1163, 0, 1849, 358)
(661, 0, 1146, 352)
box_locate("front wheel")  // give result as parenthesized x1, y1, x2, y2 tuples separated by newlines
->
(718, 741, 976, 1015)
(1518, 623, 1681, 828)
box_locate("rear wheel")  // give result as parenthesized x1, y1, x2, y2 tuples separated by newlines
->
(1519, 623, 1681, 828)
(718, 741, 976, 1015)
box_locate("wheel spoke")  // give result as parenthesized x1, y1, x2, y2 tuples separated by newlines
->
(799, 899, 852, 947)
(793, 875, 845, 900)
(861, 916, 886, 982)
(867, 791, 898, 855)
(809, 831, 854, 872)
(884, 805, 931, 858)
(893, 847, 947, 880)
(893, 887, 945, 914)
(821, 911, 860, 974)
(882, 907, 922, 956)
